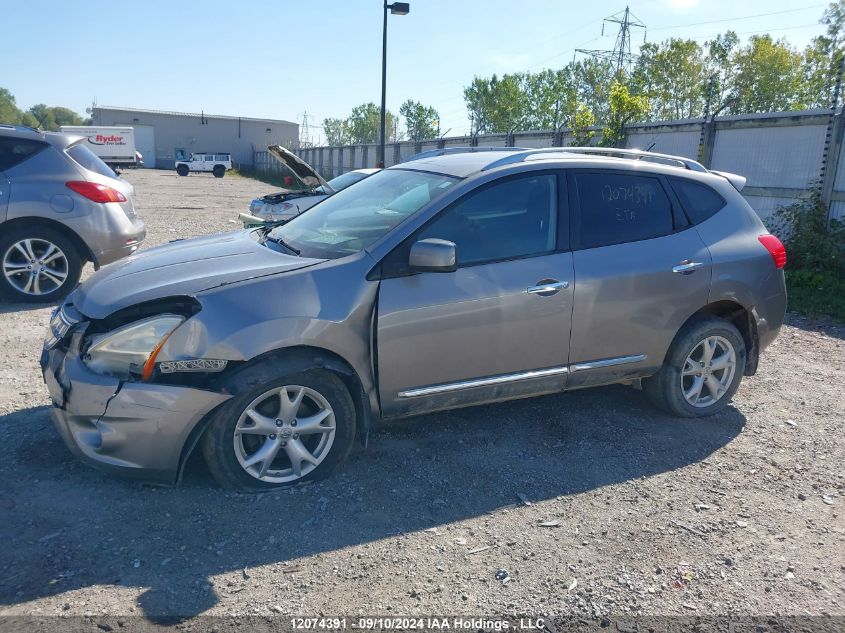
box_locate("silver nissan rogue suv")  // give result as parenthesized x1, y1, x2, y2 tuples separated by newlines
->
(42, 147, 787, 491)
(0, 125, 145, 303)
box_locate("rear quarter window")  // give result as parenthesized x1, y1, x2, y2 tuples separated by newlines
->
(0, 137, 48, 171)
(573, 172, 674, 248)
(66, 143, 116, 178)
(669, 177, 726, 224)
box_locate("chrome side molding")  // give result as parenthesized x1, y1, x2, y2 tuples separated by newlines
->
(570, 354, 647, 372)
(398, 366, 570, 398)
(398, 354, 647, 398)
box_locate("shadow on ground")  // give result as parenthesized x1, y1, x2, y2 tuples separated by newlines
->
(784, 311, 845, 340)
(0, 385, 745, 620)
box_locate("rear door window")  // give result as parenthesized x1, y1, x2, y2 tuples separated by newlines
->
(66, 143, 116, 178)
(573, 172, 674, 248)
(669, 177, 726, 225)
(0, 137, 48, 171)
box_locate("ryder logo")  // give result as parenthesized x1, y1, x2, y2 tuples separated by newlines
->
(89, 134, 126, 146)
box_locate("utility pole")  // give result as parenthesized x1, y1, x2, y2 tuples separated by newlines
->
(575, 5, 646, 76)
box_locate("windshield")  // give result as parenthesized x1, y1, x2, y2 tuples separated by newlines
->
(267, 169, 458, 259)
(313, 171, 370, 195)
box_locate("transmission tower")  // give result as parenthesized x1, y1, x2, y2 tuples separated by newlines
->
(576, 5, 646, 75)
(298, 110, 313, 148)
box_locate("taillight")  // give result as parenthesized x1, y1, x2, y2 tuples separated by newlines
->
(66, 181, 126, 203)
(758, 235, 786, 269)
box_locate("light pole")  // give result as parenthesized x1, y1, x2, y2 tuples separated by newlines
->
(379, 1, 409, 168)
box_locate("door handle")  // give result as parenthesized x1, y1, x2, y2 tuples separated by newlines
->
(672, 260, 704, 275)
(526, 280, 569, 296)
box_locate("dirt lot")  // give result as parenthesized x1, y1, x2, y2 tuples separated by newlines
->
(0, 169, 843, 624)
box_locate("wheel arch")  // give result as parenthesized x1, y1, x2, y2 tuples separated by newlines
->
(673, 300, 759, 376)
(0, 216, 94, 264)
(174, 344, 373, 484)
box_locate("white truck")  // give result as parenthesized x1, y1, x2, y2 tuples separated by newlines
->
(59, 126, 139, 170)
(175, 153, 232, 178)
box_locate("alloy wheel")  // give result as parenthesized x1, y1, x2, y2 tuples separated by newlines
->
(2, 238, 69, 296)
(680, 335, 737, 408)
(233, 385, 336, 483)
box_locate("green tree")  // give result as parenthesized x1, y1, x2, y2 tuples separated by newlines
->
(19, 112, 39, 128)
(633, 38, 707, 120)
(27, 104, 85, 131)
(520, 67, 577, 130)
(399, 100, 440, 141)
(0, 87, 22, 124)
(463, 73, 526, 134)
(569, 104, 596, 146)
(28, 104, 58, 130)
(704, 31, 740, 112)
(49, 106, 85, 127)
(600, 80, 650, 147)
(322, 117, 350, 145)
(801, 0, 845, 109)
(574, 58, 614, 123)
(729, 35, 805, 113)
(802, 36, 837, 109)
(346, 102, 396, 144)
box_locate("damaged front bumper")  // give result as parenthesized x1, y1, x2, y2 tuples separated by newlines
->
(40, 329, 231, 485)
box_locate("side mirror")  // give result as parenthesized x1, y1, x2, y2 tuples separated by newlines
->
(409, 238, 457, 273)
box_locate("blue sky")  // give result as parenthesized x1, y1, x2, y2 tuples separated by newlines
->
(2, 0, 830, 142)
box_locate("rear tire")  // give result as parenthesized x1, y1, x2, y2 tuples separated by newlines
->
(0, 226, 82, 303)
(176, 164, 189, 177)
(212, 165, 225, 178)
(201, 365, 356, 491)
(643, 317, 746, 418)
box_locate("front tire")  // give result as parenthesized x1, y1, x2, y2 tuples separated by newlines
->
(0, 226, 82, 303)
(202, 366, 356, 491)
(644, 317, 746, 418)
(176, 164, 189, 177)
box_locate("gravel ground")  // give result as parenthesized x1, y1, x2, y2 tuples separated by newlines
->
(0, 169, 843, 623)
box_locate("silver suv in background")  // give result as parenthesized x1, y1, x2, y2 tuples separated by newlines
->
(0, 125, 145, 303)
(42, 147, 786, 491)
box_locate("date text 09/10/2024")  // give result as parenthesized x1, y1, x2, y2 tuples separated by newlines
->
(290, 618, 547, 631)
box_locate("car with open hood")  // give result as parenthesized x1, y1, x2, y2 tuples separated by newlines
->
(42, 146, 787, 491)
(246, 145, 378, 225)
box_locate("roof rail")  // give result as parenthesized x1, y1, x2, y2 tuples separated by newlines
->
(481, 146, 709, 173)
(407, 146, 529, 162)
(0, 123, 41, 133)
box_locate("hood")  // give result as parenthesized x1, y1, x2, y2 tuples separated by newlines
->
(72, 231, 323, 319)
(267, 145, 334, 193)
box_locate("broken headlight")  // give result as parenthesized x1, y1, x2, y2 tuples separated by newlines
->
(84, 314, 184, 380)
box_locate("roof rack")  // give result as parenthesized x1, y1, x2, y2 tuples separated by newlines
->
(481, 147, 709, 173)
(0, 123, 41, 133)
(407, 146, 529, 162)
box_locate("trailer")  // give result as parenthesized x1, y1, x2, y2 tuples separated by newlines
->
(59, 126, 139, 169)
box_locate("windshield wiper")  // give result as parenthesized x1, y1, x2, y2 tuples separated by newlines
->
(263, 234, 301, 255)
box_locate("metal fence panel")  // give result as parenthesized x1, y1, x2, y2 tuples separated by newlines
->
(834, 136, 845, 192)
(513, 134, 555, 148)
(711, 125, 827, 188)
(626, 130, 700, 158)
(289, 109, 844, 224)
(443, 137, 472, 148)
(743, 195, 797, 224)
(475, 134, 508, 147)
